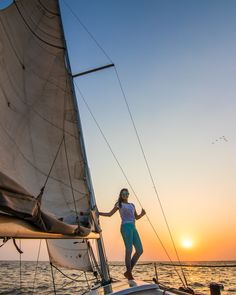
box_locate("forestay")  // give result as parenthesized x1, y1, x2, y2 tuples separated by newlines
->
(0, 0, 97, 270)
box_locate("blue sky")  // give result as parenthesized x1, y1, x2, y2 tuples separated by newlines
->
(60, 0, 236, 261)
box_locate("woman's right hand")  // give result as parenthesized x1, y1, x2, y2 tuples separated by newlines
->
(141, 208, 146, 216)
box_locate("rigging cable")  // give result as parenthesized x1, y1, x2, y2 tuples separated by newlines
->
(113, 66, 189, 288)
(74, 82, 186, 288)
(19, 239, 22, 293)
(63, 1, 188, 287)
(61, 0, 113, 64)
(51, 263, 97, 283)
(50, 262, 57, 295)
(40, 135, 65, 195)
(32, 240, 42, 294)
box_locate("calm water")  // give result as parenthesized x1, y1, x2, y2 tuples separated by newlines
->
(0, 261, 235, 294)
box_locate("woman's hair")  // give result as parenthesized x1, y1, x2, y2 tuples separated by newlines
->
(117, 188, 129, 208)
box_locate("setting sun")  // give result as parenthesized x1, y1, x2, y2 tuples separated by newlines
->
(181, 238, 193, 249)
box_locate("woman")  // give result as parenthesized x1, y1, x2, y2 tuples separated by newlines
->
(99, 188, 146, 280)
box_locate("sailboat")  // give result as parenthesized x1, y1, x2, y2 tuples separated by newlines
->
(0, 1, 224, 294)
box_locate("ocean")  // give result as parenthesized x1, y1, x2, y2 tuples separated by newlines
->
(0, 261, 235, 294)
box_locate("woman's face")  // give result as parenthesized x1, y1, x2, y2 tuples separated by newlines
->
(121, 190, 129, 201)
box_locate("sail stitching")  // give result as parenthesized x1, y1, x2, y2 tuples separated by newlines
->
(38, 0, 60, 16)
(20, 0, 61, 40)
(0, 122, 86, 197)
(0, 17, 25, 69)
(14, 1, 65, 50)
(1, 64, 78, 140)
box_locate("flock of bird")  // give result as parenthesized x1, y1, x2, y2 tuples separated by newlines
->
(211, 136, 228, 144)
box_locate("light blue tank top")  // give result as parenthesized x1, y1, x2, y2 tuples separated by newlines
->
(117, 202, 135, 224)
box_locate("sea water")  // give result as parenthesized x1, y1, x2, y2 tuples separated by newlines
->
(0, 261, 235, 294)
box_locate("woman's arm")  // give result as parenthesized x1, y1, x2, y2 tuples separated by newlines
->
(99, 206, 118, 217)
(135, 208, 146, 220)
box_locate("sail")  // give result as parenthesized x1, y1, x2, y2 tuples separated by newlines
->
(47, 239, 94, 271)
(0, 0, 98, 270)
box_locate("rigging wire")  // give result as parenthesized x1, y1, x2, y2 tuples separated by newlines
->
(62, 0, 188, 287)
(62, 0, 113, 64)
(41, 135, 65, 194)
(74, 82, 186, 288)
(19, 239, 22, 293)
(113, 66, 188, 287)
(32, 240, 42, 294)
(51, 263, 97, 283)
(50, 262, 57, 295)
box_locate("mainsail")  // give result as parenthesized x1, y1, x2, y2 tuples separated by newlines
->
(0, 0, 100, 271)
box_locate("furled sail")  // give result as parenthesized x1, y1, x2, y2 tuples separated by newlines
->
(0, 0, 98, 270)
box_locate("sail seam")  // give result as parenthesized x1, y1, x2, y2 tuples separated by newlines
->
(2, 66, 79, 140)
(0, 17, 25, 69)
(0, 121, 86, 197)
(38, 0, 60, 16)
(14, 1, 65, 50)
(20, 0, 62, 40)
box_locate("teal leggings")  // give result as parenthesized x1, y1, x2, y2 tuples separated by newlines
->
(120, 223, 143, 272)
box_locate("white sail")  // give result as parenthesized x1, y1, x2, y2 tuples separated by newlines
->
(47, 239, 94, 271)
(0, 0, 98, 271)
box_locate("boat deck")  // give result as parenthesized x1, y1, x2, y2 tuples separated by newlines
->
(89, 280, 195, 295)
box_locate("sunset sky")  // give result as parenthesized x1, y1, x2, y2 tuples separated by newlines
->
(0, 0, 235, 262)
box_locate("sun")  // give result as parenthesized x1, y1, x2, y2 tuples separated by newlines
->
(181, 238, 193, 249)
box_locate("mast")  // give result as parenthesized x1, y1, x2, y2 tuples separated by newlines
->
(57, 0, 110, 284)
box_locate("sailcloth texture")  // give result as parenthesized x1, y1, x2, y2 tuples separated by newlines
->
(0, 0, 98, 270)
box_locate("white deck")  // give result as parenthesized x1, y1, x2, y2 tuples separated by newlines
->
(89, 280, 193, 295)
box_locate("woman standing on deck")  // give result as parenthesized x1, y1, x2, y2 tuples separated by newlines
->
(99, 188, 146, 280)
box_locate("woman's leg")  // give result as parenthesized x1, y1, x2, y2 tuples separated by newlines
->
(121, 223, 134, 278)
(131, 227, 143, 270)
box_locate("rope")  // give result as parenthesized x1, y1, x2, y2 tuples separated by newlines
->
(51, 263, 97, 283)
(50, 262, 57, 295)
(87, 241, 103, 279)
(61, 0, 113, 64)
(84, 271, 90, 289)
(74, 82, 186, 288)
(0, 237, 10, 248)
(113, 66, 188, 288)
(31, 240, 42, 294)
(19, 239, 22, 293)
(40, 135, 64, 194)
(62, 2, 187, 287)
